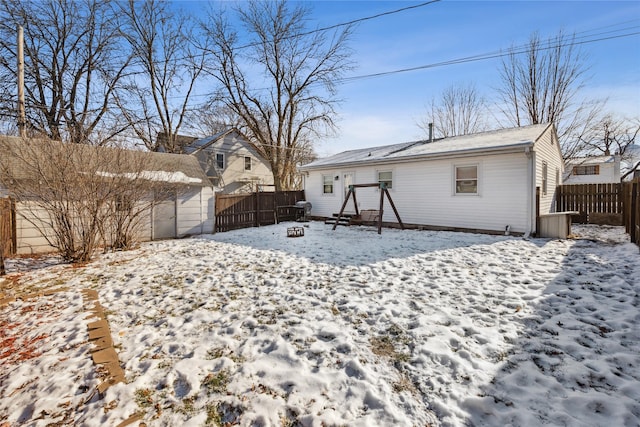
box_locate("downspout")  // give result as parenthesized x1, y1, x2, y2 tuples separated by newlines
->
(524, 146, 535, 238)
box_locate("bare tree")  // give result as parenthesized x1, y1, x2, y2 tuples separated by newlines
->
(497, 31, 602, 155)
(575, 114, 640, 156)
(117, 0, 206, 153)
(0, 0, 130, 145)
(0, 136, 175, 262)
(419, 82, 487, 138)
(202, 0, 353, 190)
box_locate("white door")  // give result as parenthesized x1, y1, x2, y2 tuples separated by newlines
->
(153, 200, 177, 240)
(342, 172, 355, 213)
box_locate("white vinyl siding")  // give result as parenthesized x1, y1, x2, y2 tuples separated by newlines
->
(304, 153, 530, 233)
(13, 186, 215, 255)
(533, 126, 564, 214)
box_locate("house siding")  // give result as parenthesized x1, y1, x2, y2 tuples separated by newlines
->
(12, 186, 214, 255)
(195, 132, 274, 194)
(533, 126, 564, 214)
(15, 202, 56, 254)
(305, 152, 531, 233)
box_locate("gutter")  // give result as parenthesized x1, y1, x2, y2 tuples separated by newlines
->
(299, 142, 535, 171)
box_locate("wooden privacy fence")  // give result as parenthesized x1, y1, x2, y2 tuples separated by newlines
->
(624, 178, 640, 247)
(555, 183, 624, 224)
(215, 190, 305, 232)
(1, 198, 16, 275)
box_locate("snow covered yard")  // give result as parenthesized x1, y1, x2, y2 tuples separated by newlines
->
(0, 222, 638, 426)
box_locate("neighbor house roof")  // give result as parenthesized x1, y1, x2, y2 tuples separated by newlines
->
(566, 155, 618, 167)
(0, 135, 211, 186)
(185, 128, 267, 162)
(299, 123, 552, 170)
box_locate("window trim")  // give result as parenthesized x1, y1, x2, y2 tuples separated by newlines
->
(572, 165, 600, 176)
(322, 174, 334, 195)
(215, 153, 225, 170)
(453, 163, 479, 196)
(244, 156, 252, 171)
(377, 170, 393, 190)
(542, 161, 548, 195)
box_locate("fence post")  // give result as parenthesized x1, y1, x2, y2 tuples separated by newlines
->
(632, 182, 638, 244)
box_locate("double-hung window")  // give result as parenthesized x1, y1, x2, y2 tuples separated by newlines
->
(244, 156, 252, 171)
(455, 165, 478, 194)
(322, 175, 334, 194)
(215, 153, 225, 169)
(377, 171, 392, 189)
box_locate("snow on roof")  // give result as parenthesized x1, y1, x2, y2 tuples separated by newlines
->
(0, 135, 211, 186)
(566, 155, 617, 166)
(300, 124, 550, 169)
(96, 170, 202, 184)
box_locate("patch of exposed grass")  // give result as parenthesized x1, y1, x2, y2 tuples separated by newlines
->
(203, 370, 230, 395)
(134, 388, 154, 408)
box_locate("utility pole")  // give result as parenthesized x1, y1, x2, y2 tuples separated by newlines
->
(17, 25, 26, 138)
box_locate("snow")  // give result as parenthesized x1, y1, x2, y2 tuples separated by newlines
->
(96, 170, 202, 184)
(301, 124, 547, 169)
(1, 223, 639, 426)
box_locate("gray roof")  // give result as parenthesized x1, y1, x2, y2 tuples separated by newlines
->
(0, 136, 211, 186)
(184, 128, 235, 154)
(300, 124, 552, 170)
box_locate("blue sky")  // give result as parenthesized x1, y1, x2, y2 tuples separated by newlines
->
(305, 0, 640, 156)
(180, 1, 640, 156)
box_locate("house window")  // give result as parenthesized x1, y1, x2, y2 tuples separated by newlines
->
(244, 156, 252, 171)
(555, 168, 560, 186)
(378, 171, 392, 189)
(573, 165, 599, 175)
(455, 165, 478, 194)
(542, 161, 548, 195)
(322, 175, 334, 194)
(216, 153, 224, 169)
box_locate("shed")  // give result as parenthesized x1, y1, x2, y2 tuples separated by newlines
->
(299, 124, 565, 236)
(0, 136, 215, 255)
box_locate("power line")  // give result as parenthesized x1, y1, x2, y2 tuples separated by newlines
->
(337, 28, 640, 84)
(229, 1, 442, 51)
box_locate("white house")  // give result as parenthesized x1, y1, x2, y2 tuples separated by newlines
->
(0, 136, 215, 255)
(563, 155, 621, 184)
(185, 129, 274, 194)
(299, 124, 564, 236)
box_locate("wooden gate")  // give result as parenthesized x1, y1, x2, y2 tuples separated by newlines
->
(215, 191, 305, 232)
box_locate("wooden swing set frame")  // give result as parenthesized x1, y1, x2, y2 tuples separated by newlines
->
(332, 182, 404, 234)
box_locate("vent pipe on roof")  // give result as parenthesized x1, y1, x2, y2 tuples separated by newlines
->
(428, 123, 434, 143)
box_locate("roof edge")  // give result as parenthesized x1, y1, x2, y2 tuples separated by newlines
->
(299, 142, 533, 171)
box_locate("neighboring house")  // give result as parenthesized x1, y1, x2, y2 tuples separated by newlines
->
(0, 136, 215, 255)
(563, 155, 621, 184)
(185, 129, 274, 194)
(299, 123, 564, 236)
